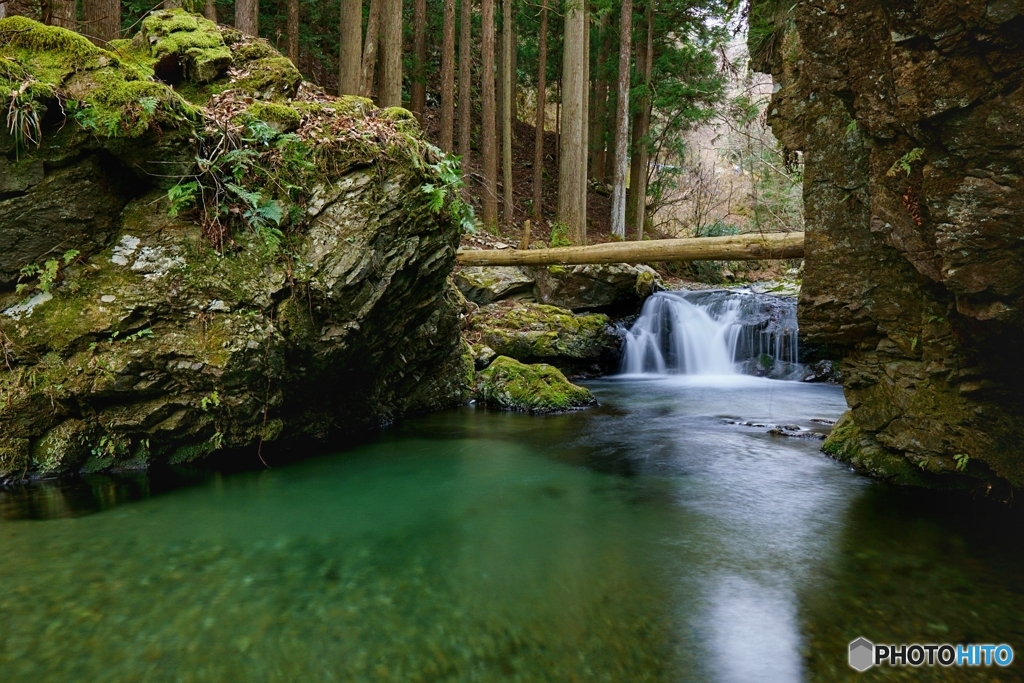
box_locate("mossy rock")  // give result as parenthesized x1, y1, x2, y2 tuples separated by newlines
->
(379, 106, 419, 132)
(231, 56, 302, 101)
(30, 419, 90, 474)
(464, 300, 621, 376)
(822, 412, 929, 486)
(0, 13, 468, 481)
(474, 356, 597, 413)
(141, 9, 232, 84)
(242, 101, 302, 132)
(0, 15, 198, 141)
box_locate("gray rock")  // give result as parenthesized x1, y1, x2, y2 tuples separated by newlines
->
(454, 266, 535, 305)
(527, 263, 662, 313)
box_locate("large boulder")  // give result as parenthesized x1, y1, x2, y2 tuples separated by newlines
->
(452, 262, 662, 312)
(454, 266, 535, 305)
(463, 300, 622, 377)
(753, 1, 1024, 491)
(0, 13, 470, 480)
(473, 356, 597, 413)
(528, 263, 662, 313)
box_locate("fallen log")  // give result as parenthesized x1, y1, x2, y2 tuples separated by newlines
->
(457, 232, 804, 266)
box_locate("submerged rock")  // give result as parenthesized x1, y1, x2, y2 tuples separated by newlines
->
(463, 300, 622, 377)
(0, 13, 469, 479)
(473, 356, 597, 413)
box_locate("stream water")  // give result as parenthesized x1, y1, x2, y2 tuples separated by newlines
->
(2, 375, 1023, 682)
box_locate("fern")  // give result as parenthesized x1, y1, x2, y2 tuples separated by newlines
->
(167, 181, 200, 216)
(887, 147, 925, 177)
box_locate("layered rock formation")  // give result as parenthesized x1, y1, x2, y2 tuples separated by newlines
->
(0, 13, 471, 479)
(753, 0, 1024, 489)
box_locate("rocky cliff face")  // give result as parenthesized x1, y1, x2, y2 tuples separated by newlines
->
(0, 12, 471, 480)
(752, 0, 1024, 490)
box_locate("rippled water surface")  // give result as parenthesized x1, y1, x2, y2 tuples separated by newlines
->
(2, 377, 1022, 682)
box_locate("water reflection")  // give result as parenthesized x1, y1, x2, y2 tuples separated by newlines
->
(0, 378, 1022, 681)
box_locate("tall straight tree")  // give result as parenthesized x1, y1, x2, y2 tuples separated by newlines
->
(235, 0, 258, 36)
(589, 12, 610, 180)
(411, 0, 427, 120)
(83, 0, 119, 43)
(439, 0, 456, 151)
(500, 0, 513, 224)
(49, 0, 75, 29)
(557, 0, 587, 244)
(480, 0, 498, 228)
(286, 0, 299, 64)
(531, 0, 548, 223)
(627, 0, 653, 239)
(360, 0, 382, 96)
(457, 0, 473, 165)
(339, 0, 362, 94)
(610, 0, 632, 239)
(203, 0, 217, 22)
(380, 0, 403, 107)
(578, 0, 589, 234)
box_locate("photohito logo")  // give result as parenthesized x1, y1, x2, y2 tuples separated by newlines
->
(849, 638, 1014, 671)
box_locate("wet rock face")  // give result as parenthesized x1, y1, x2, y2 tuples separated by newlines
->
(755, 0, 1024, 488)
(0, 14, 467, 479)
(463, 300, 623, 378)
(453, 263, 661, 313)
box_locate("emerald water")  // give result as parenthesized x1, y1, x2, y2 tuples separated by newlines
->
(2, 377, 1022, 682)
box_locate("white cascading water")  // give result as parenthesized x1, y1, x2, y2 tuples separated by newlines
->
(620, 290, 801, 378)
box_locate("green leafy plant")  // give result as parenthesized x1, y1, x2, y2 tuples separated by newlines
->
(549, 222, 572, 247)
(167, 181, 200, 216)
(200, 390, 220, 411)
(954, 453, 969, 472)
(418, 150, 476, 234)
(6, 81, 44, 159)
(15, 249, 80, 296)
(887, 147, 925, 177)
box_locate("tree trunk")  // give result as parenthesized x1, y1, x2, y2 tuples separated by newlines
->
(610, 0, 631, 240)
(411, 0, 427, 121)
(480, 0, 498, 229)
(589, 12, 609, 181)
(49, 0, 75, 29)
(510, 22, 518, 122)
(339, 0, 362, 94)
(457, 0, 473, 165)
(578, 0, 589, 240)
(286, 0, 299, 65)
(557, 0, 586, 244)
(203, 0, 217, 22)
(380, 0, 403, 107)
(439, 0, 456, 151)
(500, 0, 514, 225)
(531, 0, 548, 223)
(235, 0, 258, 36)
(627, 0, 653, 239)
(360, 0, 382, 97)
(457, 232, 806, 265)
(83, 0, 120, 43)
(162, 1, 181, 9)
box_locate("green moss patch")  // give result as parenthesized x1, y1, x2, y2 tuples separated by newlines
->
(474, 356, 597, 413)
(141, 9, 231, 84)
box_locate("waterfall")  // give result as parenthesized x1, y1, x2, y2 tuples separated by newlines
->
(620, 290, 801, 378)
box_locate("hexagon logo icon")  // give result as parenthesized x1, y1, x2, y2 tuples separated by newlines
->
(849, 637, 874, 672)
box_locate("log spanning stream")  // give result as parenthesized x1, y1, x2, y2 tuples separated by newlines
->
(1, 289, 1022, 682)
(457, 232, 805, 266)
